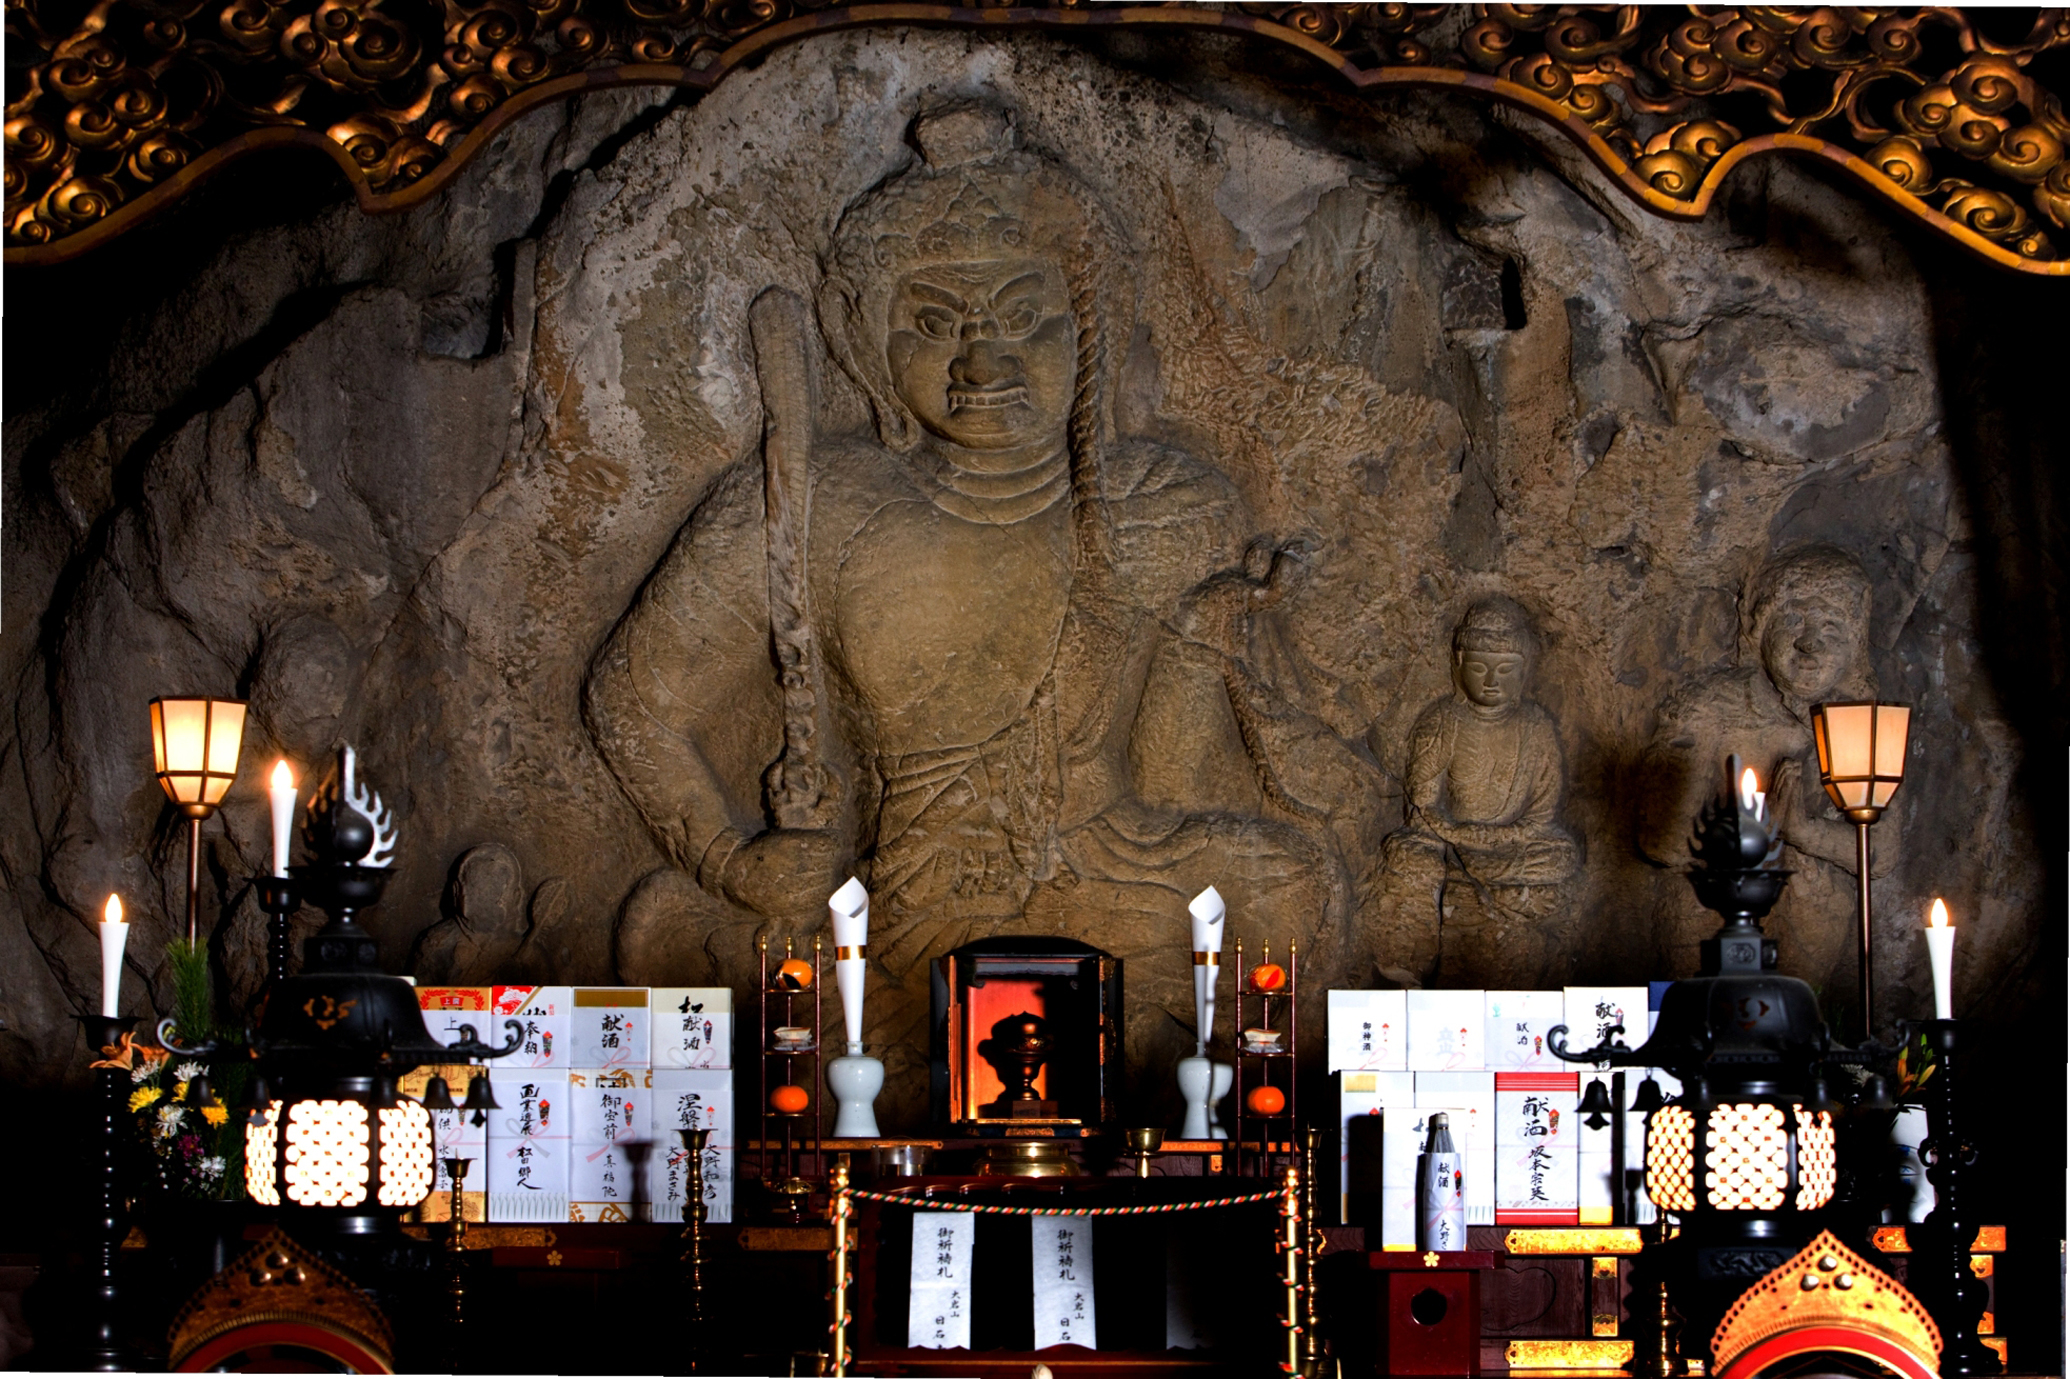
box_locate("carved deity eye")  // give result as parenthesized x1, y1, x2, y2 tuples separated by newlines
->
(996, 298, 1040, 337)
(914, 306, 958, 340)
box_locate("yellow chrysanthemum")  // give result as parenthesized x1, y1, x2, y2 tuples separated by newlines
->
(129, 1087, 162, 1112)
(200, 1105, 228, 1127)
(173, 1080, 189, 1102)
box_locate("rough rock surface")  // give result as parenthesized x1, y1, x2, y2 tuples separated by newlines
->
(2, 28, 2058, 1130)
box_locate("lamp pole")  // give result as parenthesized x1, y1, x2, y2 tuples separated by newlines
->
(1854, 819, 1873, 1038)
(1809, 700, 1910, 1043)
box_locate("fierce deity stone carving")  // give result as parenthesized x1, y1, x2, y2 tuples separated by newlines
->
(1376, 598, 1580, 986)
(1641, 545, 1883, 993)
(583, 103, 1365, 1088)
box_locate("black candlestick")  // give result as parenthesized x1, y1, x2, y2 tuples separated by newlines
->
(1910, 1020, 2001, 1376)
(258, 874, 301, 984)
(77, 1014, 139, 1372)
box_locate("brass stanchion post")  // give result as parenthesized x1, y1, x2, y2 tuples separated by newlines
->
(829, 1153, 852, 1377)
(1299, 1126, 1326, 1376)
(679, 1126, 711, 1372)
(1281, 1161, 1302, 1374)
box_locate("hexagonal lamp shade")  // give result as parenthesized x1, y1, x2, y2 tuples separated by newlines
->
(148, 697, 247, 816)
(1644, 1097, 1837, 1216)
(1809, 701, 1910, 823)
(245, 1094, 437, 1213)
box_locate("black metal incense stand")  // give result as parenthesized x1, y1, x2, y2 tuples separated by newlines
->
(1910, 1019, 2001, 1376)
(77, 1014, 140, 1372)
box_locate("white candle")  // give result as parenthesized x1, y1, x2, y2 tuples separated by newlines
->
(269, 759, 297, 877)
(1925, 898, 1955, 1020)
(830, 876, 870, 1055)
(99, 894, 129, 1018)
(1188, 886, 1226, 1057)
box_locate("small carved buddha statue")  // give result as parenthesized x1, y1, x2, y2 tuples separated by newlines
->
(1383, 598, 1581, 892)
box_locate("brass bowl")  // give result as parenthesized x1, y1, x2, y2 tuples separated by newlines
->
(1124, 1126, 1165, 1154)
(976, 1142, 1080, 1177)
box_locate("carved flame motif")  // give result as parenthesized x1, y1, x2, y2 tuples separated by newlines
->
(3, 4, 2066, 272)
(1710, 1228, 1940, 1376)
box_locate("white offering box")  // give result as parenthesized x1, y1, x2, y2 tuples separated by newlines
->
(1562, 986, 1648, 1069)
(570, 1067, 651, 1221)
(486, 1068, 570, 1223)
(1380, 1105, 1464, 1250)
(417, 987, 493, 1048)
(1339, 1071, 1414, 1219)
(1415, 1073, 1495, 1225)
(649, 1068, 735, 1225)
(1495, 1072, 1579, 1224)
(1406, 989, 1484, 1071)
(570, 987, 651, 1070)
(1484, 991, 1565, 1072)
(651, 987, 733, 1070)
(489, 985, 571, 1068)
(1327, 990, 1408, 1071)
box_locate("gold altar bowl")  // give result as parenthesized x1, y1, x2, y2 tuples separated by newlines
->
(976, 1142, 1080, 1177)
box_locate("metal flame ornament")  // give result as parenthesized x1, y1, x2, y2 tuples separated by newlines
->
(305, 745, 397, 869)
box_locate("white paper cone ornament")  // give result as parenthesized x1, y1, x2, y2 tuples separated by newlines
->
(1188, 886, 1225, 1057)
(830, 876, 870, 1052)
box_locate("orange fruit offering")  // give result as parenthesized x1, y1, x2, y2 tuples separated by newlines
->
(1247, 1084, 1287, 1116)
(770, 1084, 810, 1114)
(1249, 962, 1287, 993)
(775, 958, 815, 991)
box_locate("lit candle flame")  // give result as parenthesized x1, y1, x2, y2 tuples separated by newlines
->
(1929, 897, 1950, 928)
(1739, 767, 1759, 811)
(104, 893, 124, 925)
(271, 759, 294, 790)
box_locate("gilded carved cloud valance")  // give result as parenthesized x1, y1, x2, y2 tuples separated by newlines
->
(7, 4, 2069, 271)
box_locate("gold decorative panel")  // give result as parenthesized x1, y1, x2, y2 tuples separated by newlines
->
(1505, 1227, 1644, 1255)
(6, 5, 2069, 270)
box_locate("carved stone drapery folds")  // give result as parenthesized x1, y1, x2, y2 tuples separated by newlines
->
(6, 3, 2069, 271)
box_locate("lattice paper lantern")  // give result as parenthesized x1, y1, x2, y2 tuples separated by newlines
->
(1644, 1101, 1835, 1218)
(244, 1094, 435, 1214)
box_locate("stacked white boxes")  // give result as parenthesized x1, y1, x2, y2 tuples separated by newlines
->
(475, 985, 735, 1223)
(486, 986, 573, 1223)
(1334, 986, 1663, 1244)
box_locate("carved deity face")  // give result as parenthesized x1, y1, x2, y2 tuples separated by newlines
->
(1759, 590, 1859, 701)
(1455, 650, 1528, 710)
(885, 259, 1075, 452)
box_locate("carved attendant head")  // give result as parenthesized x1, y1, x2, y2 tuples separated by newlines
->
(1452, 598, 1540, 715)
(820, 102, 1129, 459)
(1746, 546, 1872, 704)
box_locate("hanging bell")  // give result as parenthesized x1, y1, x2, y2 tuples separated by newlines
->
(1629, 1075, 1666, 1116)
(182, 1073, 216, 1109)
(419, 1075, 458, 1112)
(1577, 1077, 1615, 1130)
(239, 1072, 273, 1127)
(461, 1073, 500, 1126)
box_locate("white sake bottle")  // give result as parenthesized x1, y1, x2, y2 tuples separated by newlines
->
(1417, 1112, 1466, 1253)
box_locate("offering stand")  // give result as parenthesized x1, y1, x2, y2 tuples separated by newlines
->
(757, 933, 826, 1222)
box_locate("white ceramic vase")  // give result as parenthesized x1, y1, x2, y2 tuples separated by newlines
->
(827, 1051, 884, 1139)
(1176, 1056, 1234, 1141)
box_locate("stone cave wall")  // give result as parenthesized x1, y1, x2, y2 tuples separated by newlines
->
(1, 27, 2059, 1126)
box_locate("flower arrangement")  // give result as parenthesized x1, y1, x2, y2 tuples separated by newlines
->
(113, 938, 247, 1200)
